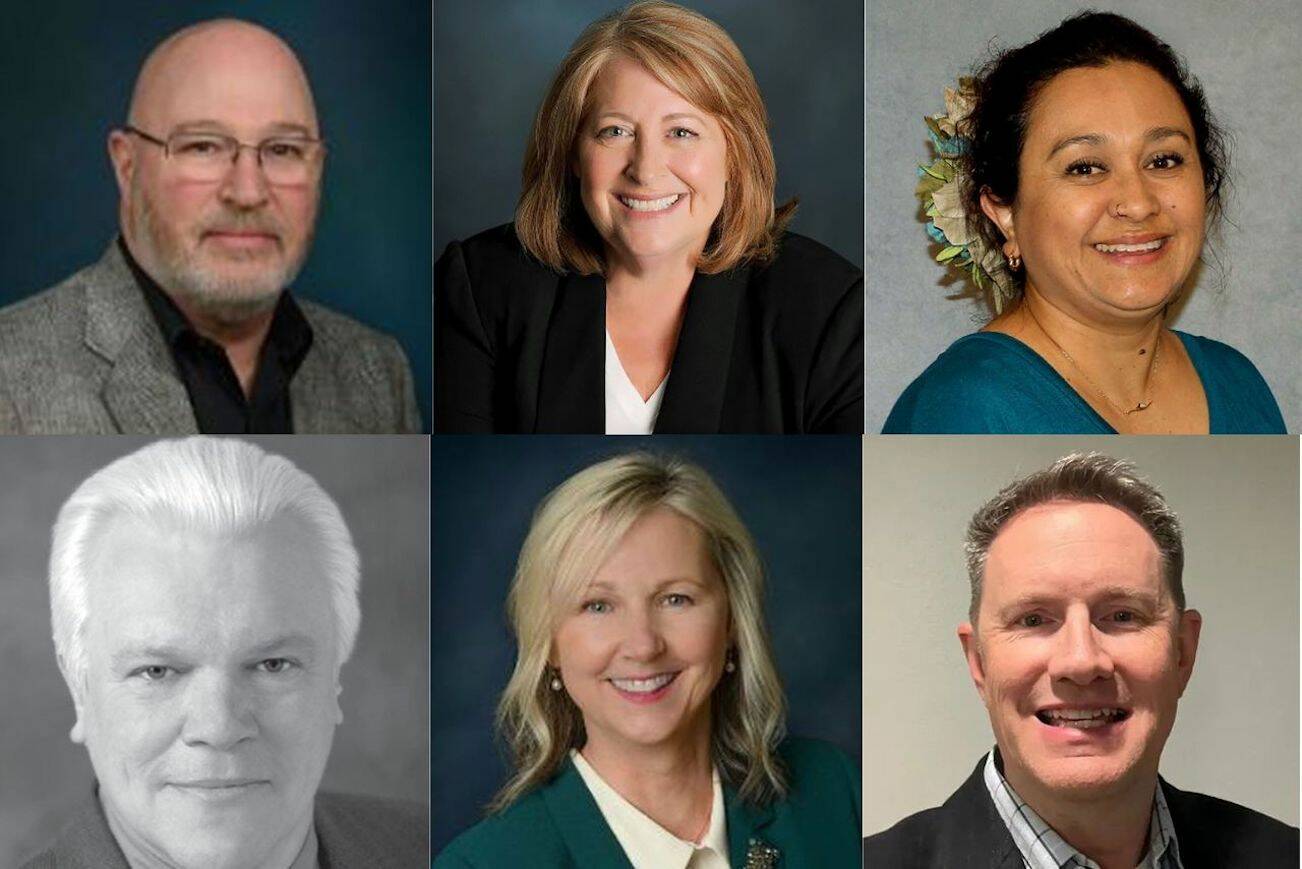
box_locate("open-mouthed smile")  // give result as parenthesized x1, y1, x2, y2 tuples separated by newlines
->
(1035, 707, 1131, 729)
(616, 193, 683, 213)
(608, 671, 679, 703)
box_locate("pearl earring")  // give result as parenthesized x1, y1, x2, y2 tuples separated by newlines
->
(725, 658, 737, 674)
(549, 670, 563, 691)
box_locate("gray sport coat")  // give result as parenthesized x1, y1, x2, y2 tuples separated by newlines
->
(20, 789, 429, 868)
(0, 241, 422, 433)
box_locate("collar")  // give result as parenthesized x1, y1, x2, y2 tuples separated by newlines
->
(117, 236, 314, 372)
(983, 750, 1183, 869)
(571, 750, 729, 869)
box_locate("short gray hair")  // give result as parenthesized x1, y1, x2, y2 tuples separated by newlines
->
(965, 453, 1184, 621)
(50, 437, 360, 684)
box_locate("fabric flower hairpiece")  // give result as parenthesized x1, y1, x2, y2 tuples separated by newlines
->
(916, 77, 1016, 313)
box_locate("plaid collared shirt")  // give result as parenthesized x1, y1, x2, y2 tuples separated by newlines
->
(983, 751, 1184, 869)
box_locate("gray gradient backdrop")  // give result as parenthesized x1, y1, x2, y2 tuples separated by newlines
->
(865, 0, 1301, 431)
(0, 1, 432, 430)
(431, 435, 862, 853)
(862, 436, 1299, 836)
(434, 0, 864, 269)
(0, 436, 430, 865)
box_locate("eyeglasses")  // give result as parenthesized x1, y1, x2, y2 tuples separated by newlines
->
(121, 125, 324, 186)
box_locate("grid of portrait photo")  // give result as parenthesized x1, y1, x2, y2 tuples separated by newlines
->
(0, 1, 1298, 867)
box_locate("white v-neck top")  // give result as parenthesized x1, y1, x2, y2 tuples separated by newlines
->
(571, 750, 730, 869)
(605, 330, 668, 435)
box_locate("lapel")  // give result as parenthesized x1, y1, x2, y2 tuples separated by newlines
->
(653, 266, 746, 434)
(82, 242, 197, 434)
(535, 271, 604, 432)
(724, 784, 778, 866)
(533, 265, 747, 433)
(943, 755, 1026, 869)
(541, 759, 636, 869)
(288, 328, 375, 434)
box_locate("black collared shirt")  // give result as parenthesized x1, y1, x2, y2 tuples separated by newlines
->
(120, 238, 314, 434)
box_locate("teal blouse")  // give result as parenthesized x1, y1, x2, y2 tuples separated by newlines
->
(883, 331, 1286, 434)
(434, 738, 861, 868)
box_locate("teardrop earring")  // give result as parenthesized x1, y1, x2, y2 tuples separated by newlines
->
(549, 668, 563, 691)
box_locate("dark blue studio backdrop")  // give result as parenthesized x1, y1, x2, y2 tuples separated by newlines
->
(431, 435, 862, 852)
(433, 0, 864, 269)
(0, 1, 431, 430)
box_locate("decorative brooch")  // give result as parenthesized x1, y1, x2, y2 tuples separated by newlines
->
(916, 77, 1016, 313)
(743, 837, 781, 869)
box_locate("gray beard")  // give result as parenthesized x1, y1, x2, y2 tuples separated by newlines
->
(129, 186, 310, 327)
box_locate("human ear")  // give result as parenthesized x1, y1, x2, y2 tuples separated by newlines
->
(958, 622, 988, 702)
(107, 130, 136, 199)
(1175, 609, 1202, 695)
(979, 188, 1017, 255)
(57, 653, 88, 744)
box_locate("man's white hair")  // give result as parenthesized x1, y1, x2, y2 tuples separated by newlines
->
(50, 437, 361, 685)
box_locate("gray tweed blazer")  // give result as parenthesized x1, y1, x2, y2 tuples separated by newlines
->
(0, 242, 422, 433)
(20, 789, 429, 868)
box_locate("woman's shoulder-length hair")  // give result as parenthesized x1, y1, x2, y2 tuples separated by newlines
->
(490, 452, 789, 812)
(515, 0, 795, 276)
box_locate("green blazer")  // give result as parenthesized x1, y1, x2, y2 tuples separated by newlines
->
(435, 738, 861, 868)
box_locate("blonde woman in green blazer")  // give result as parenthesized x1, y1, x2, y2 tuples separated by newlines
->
(435, 453, 861, 868)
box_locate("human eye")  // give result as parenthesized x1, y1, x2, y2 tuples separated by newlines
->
(263, 139, 308, 160)
(255, 657, 299, 674)
(661, 592, 694, 608)
(596, 125, 631, 140)
(131, 664, 177, 682)
(1064, 158, 1105, 177)
(582, 599, 612, 614)
(667, 126, 699, 140)
(1103, 609, 1145, 627)
(173, 135, 227, 156)
(1014, 612, 1049, 629)
(1147, 151, 1185, 170)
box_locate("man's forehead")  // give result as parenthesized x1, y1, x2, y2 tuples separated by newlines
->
(982, 501, 1163, 599)
(129, 19, 318, 133)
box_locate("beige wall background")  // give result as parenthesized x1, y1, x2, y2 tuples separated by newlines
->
(862, 436, 1299, 835)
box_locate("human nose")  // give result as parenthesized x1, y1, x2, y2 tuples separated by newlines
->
(218, 145, 271, 208)
(624, 134, 666, 186)
(1109, 165, 1161, 222)
(180, 672, 257, 750)
(619, 605, 667, 661)
(1046, 611, 1114, 685)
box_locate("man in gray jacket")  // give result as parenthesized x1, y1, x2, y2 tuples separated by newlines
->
(0, 19, 420, 433)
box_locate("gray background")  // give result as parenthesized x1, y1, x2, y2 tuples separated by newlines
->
(0, 436, 430, 864)
(434, 0, 864, 269)
(862, 436, 1299, 835)
(431, 435, 862, 853)
(865, 0, 1302, 431)
(0, 1, 432, 430)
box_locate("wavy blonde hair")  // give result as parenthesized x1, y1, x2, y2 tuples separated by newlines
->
(515, 1, 796, 275)
(490, 452, 788, 811)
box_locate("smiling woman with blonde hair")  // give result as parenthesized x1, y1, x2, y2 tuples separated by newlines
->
(435, 1, 862, 435)
(434, 453, 860, 868)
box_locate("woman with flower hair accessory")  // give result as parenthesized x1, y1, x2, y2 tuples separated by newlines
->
(884, 11, 1285, 434)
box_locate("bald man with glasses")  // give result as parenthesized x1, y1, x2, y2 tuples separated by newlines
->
(0, 19, 420, 434)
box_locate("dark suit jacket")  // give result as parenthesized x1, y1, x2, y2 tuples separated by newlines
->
(435, 224, 863, 433)
(0, 241, 422, 433)
(862, 756, 1300, 868)
(435, 738, 861, 868)
(20, 789, 429, 868)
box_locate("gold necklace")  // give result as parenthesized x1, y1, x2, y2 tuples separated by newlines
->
(1023, 303, 1160, 416)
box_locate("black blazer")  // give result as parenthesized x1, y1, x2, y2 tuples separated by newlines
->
(434, 224, 863, 433)
(862, 756, 1299, 868)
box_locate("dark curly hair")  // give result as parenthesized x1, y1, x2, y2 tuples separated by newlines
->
(962, 11, 1229, 300)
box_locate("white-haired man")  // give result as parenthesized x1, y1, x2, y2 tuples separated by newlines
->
(22, 437, 426, 868)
